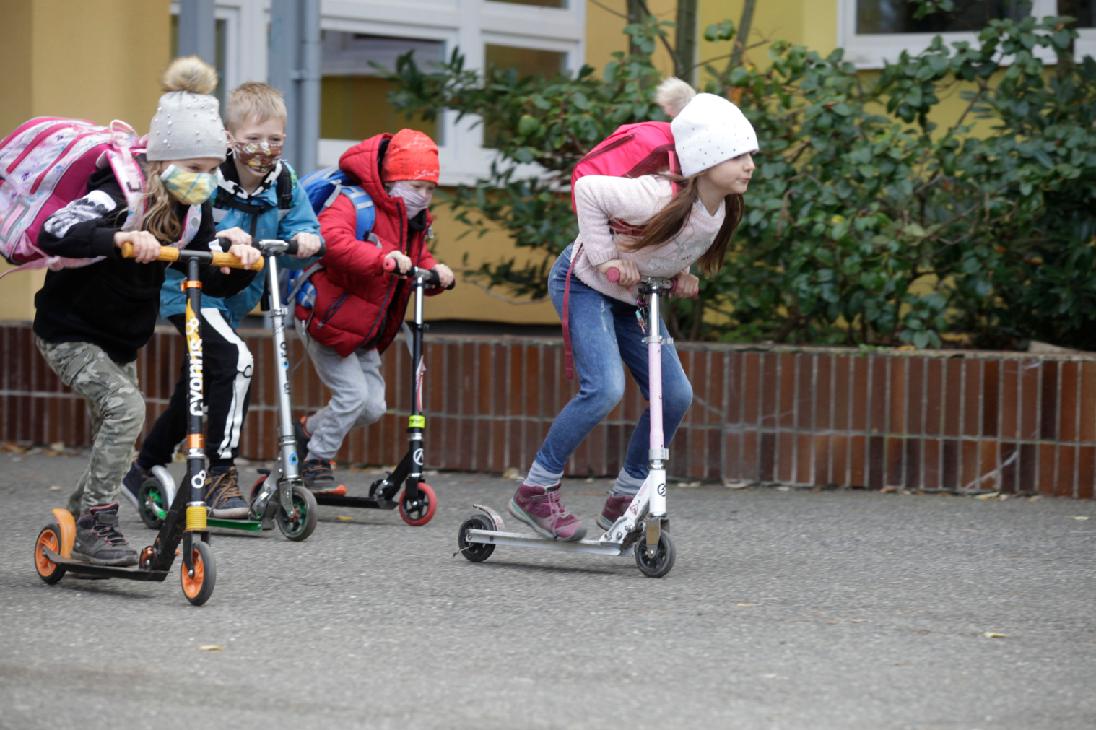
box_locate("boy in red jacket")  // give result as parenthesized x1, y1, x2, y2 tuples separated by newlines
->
(294, 129, 453, 490)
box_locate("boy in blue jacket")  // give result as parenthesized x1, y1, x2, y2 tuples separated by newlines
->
(123, 82, 321, 518)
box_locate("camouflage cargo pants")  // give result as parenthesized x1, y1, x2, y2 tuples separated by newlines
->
(34, 337, 145, 515)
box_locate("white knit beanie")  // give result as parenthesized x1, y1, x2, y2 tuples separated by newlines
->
(670, 91, 759, 177)
(146, 57, 228, 162)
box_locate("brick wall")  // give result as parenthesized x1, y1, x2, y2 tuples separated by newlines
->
(2, 322, 1094, 498)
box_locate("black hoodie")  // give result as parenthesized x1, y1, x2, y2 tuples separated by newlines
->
(33, 166, 254, 363)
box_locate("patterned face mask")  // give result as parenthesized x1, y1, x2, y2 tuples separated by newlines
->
(160, 165, 216, 205)
(233, 140, 282, 175)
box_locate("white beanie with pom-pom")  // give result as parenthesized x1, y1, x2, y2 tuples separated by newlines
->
(660, 78, 758, 177)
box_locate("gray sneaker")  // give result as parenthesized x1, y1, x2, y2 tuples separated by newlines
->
(73, 503, 137, 566)
(204, 466, 249, 519)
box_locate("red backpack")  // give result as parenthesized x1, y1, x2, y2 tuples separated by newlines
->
(0, 117, 146, 277)
(569, 121, 679, 213)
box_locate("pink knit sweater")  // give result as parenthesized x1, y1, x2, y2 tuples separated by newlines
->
(570, 174, 725, 303)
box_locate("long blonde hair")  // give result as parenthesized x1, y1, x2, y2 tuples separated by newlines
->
(140, 161, 182, 244)
(624, 175, 744, 275)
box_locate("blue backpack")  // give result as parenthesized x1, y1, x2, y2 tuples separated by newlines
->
(284, 167, 377, 311)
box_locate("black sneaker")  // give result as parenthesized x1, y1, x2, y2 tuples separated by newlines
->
(120, 461, 148, 511)
(204, 466, 249, 519)
(293, 416, 312, 458)
(73, 503, 138, 566)
(302, 457, 341, 493)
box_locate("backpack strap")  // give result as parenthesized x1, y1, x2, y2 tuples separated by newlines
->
(275, 165, 294, 220)
(339, 185, 375, 241)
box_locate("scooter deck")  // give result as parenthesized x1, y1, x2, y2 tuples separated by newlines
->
(312, 493, 395, 509)
(464, 529, 625, 557)
(205, 517, 265, 532)
(42, 549, 171, 581)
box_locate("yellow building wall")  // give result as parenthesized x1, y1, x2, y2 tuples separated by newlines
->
(0, 0, 171, 321)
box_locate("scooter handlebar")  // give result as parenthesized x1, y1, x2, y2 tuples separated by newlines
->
(255, 239, 326, 257)
(382, 257, 455, 290)
(605, 266, 682, 295)
(120, 242, 264, 271)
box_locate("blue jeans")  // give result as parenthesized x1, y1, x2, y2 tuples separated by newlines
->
(531, 246, 693, 481)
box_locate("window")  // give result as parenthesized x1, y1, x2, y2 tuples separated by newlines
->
(170, 14, 230, 105)
(482, 43, 567, 148)
(839, 0, 1092, 67)
(320, 31, 442, 142)
(316, 1, 585, 185)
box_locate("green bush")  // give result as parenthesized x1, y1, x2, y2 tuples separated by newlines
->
(387, 13, 1096, 349)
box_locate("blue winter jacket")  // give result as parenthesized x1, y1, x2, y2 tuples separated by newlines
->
(158, 158, 321, 328)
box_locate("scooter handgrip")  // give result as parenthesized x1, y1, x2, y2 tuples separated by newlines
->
(120, 241, 180, 263)
(383, 257, 398, 272)
(211, 250, 265, 271)
(605, 267, 621, 284)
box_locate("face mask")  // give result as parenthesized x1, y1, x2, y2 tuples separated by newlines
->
(233, 140, 282, 175)
(160, 165, 216, 205)
(387, 181, 433, 219)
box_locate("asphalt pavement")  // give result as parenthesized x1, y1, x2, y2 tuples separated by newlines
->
(1, 448, 1095, 730)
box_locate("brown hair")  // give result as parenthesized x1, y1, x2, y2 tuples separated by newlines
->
(225, 82, 288, 131)
(625, 175, 744, 276)
(140, 161, 182, 243)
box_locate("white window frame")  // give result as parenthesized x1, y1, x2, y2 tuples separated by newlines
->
(319, 0, 586, 185)
(835, 0, 1094, 68)
(174, 0, 584, 184)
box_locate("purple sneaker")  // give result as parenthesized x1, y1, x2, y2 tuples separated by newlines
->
(596, 493, 633, 531)
(509, 484, 587, 542)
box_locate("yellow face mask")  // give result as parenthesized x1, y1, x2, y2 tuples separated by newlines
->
(160, 165, 216, 205)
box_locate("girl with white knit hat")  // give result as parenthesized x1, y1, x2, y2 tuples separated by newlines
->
(32, 57, 260, 566)
(511, 78, 758, 541)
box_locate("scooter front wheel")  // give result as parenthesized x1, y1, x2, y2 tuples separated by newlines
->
(275, 484, 318, 542)
(398, 483, 437, 526)
(457, 513, 495, 562)
(634, 532, 676, 578)
(137, 478, 167, 530)
(180, 541, 215, 606)
(34, 523, 66, 584)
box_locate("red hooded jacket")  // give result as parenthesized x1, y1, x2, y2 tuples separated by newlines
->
(297, 134, 438, 356)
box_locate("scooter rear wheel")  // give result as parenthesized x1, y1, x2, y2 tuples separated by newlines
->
(275, 484, 318, 542)
(398, 483, 437, 526)
(137, 478, 167, 530)
(457, 514, 496, 562)
(180, 540, 215, 606)
(34, 523, 66, 584)
(634, 532, 676, 578)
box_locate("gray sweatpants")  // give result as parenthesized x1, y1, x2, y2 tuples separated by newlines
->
(35, 337, 144, 515)
(295, 320, 386, 461)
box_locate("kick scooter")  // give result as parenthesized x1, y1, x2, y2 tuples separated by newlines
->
(133, 239, 319, 542)
(33, 244, 262, 605)
(456, 271, 677, 578)
(308, 258, 451, 526)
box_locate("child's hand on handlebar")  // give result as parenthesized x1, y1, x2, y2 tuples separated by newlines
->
(673, 271, 699, 299)
(598, 259, 640, 287)
(433, 263, 455, 289)
(213, 227, 259, 272)
(114, 231, 160, 263)
(384, 251, 412, 275)
(292, 232, 322, 258)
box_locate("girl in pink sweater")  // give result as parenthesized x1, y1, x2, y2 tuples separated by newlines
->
(511, 79, 759, 541)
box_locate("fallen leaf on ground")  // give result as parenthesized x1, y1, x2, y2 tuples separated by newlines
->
(198, 644, 224, 652)
(335, 515, 353, 522)
(975, 492, 1000, 501)
(981, 632, 1007, 639)
(1071, 515, 1090, 521)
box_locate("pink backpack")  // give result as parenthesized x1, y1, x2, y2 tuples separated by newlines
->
(0, 117, 146, 277)
(569, 121, 679, 213)
(560, 121, 682, 380)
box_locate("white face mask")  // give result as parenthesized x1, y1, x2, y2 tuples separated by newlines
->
(387, 181, 433, 219)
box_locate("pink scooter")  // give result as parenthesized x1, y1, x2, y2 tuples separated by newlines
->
(456, 270, 677, 578)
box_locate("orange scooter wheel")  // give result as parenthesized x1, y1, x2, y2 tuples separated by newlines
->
(398, 483, 437, 526)
(34, 523, 66, 584)
(180, 540, 216, 606)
